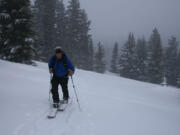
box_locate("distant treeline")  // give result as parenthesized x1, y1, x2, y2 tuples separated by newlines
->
(110, 29, 180, 88)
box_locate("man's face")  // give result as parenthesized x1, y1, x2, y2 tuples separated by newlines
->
(56, 53, 63, 59)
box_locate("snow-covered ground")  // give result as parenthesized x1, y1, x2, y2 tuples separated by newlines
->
(0, 59, 180, 135)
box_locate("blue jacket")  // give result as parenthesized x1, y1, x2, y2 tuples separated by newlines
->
(48, 55, 75, 77)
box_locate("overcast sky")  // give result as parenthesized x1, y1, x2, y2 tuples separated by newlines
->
(78, 0, 180, 46)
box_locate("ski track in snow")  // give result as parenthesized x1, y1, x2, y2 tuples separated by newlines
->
(13, 102, 78, 135)
(0, 60, 180, 135)
(12, 94, 95, 135)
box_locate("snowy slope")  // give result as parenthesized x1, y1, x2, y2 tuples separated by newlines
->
(0, 59, 180, 135)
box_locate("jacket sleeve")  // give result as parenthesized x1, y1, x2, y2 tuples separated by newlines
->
(48, 56, 54, 69)
(66, 57, 75, 72)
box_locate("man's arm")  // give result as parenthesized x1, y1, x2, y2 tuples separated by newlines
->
(48, 56, 54, 73)
(66, 57, 75, 75)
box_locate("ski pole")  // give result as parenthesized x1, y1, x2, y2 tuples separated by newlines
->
(70, 76, 81, 111)
(49, 73, 53, 102)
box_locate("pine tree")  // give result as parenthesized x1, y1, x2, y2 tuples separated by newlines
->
(147, 28, 163, 84)
(66, 0, 82, 64)
(55, 0, 67, 50)
(176, 50, 180, 87)
(0, 0, 11, 59)
(0, 0, 34, 64)
(119, 33, 138, 79)
(66, 0, 92, 69)
(86, 38, 94, 71)
(177, 75, 180, 88)
(78, 10, 91, 70)
(136, 37, 148, 81)
(32, 0, 44, 60)
(34, 0, 56, 61)
(94, 42, 106, 73)
(164, 36, 178, 86)
(110, 42, 118, 73)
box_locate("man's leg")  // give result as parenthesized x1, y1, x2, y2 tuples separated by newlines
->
(59, 77, 69, 101)
(51, 76, 60, 107)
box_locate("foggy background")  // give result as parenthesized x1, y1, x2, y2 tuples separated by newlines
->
(78, 0, 180, 46)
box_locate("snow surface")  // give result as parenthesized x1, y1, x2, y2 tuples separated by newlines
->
(0, 59, 180, 135)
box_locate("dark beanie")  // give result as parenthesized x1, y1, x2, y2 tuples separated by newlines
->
(55, 47, 63, 54)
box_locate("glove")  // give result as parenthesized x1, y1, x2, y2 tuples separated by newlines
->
(68, 69, 74, 76)
(49, 68, 53, 74)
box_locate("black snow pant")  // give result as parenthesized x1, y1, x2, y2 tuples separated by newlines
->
(51, 75, 69, 103)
